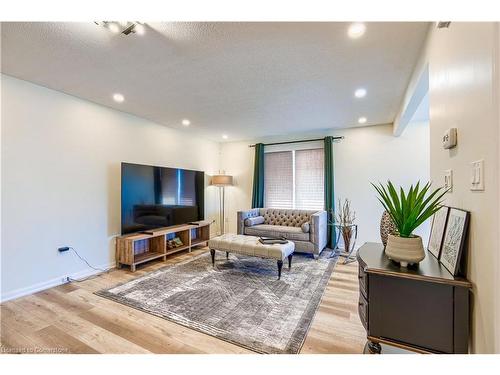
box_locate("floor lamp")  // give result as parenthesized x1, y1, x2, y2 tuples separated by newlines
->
(211, 174, 233, 235)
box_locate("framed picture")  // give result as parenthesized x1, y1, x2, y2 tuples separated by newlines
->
(427, 206, 449, 259)
(439, 208, 470, 276)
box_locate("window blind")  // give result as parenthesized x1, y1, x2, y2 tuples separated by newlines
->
(295, 149, 324, 210)
(264, 148, 324, 210)
(264, 151, 293, 209)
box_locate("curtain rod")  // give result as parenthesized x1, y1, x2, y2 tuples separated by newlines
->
(248, 136, 344, 148)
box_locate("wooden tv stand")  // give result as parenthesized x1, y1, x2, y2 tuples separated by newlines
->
(115, 220, 211, 272)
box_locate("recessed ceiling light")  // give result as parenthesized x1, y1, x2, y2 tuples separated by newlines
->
(182, 119, 191, 126)
(134, 23, 145, 35)
(108, 23, 120, 34)
(348, 23, 366, 39)
(358, 117, 367, 124)
(354, 88, 367, 98)
(222, 134, 228, 140)
(113, 93, 125, 103)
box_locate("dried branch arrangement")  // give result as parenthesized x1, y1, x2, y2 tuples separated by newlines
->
(336, 198, 356, 226)
(336, 198, 356, 252)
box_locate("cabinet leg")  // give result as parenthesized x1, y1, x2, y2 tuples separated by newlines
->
(367, 340, 382, 354)
(131, 264, 136, 272)
(163, 255, 167, 262)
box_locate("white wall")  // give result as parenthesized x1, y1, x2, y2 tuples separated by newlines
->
(423, 22, 500, 353)
(1, 75, 221, 301)
(220, 122, 430, 247)
(0, 27, 3, 302)
(497, 23, 500, 355)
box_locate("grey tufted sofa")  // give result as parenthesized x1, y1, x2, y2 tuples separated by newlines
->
(237, 208, 327, 258)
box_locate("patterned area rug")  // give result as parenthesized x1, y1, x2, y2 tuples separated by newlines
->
(96, 251, 336, 354)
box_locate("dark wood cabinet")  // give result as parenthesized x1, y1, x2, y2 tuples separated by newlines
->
(357, 242, 471, 354)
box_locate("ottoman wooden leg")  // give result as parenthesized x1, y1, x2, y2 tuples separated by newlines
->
(277, 260, 283, 280)
(210, 249, 215, 266)
(226, 251, 229, 259)
(288, 254, 293, 269)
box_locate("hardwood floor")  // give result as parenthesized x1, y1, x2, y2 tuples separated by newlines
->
(0, 248, 366, 354)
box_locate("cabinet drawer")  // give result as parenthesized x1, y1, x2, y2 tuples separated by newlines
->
(358, 293, 369, 330)
(358, 264, 368, 298)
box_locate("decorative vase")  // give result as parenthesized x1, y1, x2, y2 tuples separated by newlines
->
(380, 211, 396, 247)
(385, 234, 425, 267)
(341, 226, 353, 253)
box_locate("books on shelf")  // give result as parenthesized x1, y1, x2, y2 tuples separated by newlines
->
(167, 236, 184, 250)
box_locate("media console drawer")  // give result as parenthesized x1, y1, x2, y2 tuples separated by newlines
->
(358, 293, 368, 330)
(358, 263, 368, 299)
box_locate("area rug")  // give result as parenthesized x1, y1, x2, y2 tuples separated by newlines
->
(96, 251, 336, 354)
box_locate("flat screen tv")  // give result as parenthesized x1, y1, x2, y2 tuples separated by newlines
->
(121, 162, 205, 234)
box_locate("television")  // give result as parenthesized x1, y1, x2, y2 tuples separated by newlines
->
(121, 162, 205, 234)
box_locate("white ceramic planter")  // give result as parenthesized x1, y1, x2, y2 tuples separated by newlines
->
(385, 234, 425, 267)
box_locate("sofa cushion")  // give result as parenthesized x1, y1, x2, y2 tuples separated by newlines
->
(258, 208, 314, 227)
(244, 216, 265, 227)
(301, 222, 310, 233)
(244, 224, 310, 241)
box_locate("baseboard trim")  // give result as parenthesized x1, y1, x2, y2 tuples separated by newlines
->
(0, 261, 116, 303)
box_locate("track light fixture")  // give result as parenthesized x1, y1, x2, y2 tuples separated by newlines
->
(95, 21, 146, 36)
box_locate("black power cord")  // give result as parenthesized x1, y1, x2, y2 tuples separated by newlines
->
(67, 247, 111, 282)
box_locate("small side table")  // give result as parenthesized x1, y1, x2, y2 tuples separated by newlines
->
(328, 223, 358, 264)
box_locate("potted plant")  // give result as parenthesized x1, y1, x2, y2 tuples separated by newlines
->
(372, 181, 447, 267)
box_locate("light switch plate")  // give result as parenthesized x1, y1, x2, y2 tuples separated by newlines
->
(444, 169, 453, 192)
(470, 159, 485, 191)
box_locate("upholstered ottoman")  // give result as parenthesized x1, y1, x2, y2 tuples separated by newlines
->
(208, 234, 295, 279)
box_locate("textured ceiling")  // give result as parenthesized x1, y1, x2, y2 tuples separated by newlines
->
(1, 22, 429, 142)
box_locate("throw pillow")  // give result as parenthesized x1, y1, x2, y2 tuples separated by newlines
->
(245, 216, 265, 227)
(301, 222, 310, 233)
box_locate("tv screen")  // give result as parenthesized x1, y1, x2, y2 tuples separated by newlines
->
(121, 162, 205, 234)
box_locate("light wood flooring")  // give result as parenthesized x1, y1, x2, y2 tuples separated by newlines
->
(0, 248, 366, 354)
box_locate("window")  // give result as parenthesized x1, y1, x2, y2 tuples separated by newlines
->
(264, 148, 324, 210)
(264, 151, 294, 209)
(295, 149, 324, 210)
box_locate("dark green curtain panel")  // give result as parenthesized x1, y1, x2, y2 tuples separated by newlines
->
(251, 143, 265, 208)
(324, 136, 336, 248)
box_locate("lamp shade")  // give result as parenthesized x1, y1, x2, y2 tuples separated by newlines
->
(211, 174, 233, 186)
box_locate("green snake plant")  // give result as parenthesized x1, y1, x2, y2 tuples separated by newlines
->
(372, 181, 448, 238)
